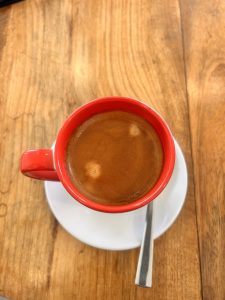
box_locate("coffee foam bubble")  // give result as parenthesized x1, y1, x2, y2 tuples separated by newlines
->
(85, 161, 101, 179)
(129, 123, 140, 136)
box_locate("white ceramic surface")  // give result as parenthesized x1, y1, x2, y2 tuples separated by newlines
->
(44, 140, 187, 250)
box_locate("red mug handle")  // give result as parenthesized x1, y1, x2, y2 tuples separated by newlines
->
(20, 149, 59, 181)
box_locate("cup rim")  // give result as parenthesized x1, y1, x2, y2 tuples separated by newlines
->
(54, 96, 175, 213)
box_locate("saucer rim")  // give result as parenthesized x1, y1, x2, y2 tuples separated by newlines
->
(44, 139, 188, 250)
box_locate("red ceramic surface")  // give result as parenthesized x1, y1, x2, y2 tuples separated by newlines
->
(21, 97, 175, 213)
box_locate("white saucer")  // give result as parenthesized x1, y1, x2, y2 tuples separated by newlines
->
(44, 140, 187, 250)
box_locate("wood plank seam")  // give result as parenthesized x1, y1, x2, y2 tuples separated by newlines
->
(178, 1, 203, 299)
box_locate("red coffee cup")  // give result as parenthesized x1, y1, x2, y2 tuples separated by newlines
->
(20, 97, 175, 213)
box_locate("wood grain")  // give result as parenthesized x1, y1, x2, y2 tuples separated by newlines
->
(0, 0, 201, 299)
(180, 0, 225, 299)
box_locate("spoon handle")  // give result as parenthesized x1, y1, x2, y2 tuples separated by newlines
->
(135, 202, 154, 287)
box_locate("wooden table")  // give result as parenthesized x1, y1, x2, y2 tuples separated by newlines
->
(0, 0, 224, 299)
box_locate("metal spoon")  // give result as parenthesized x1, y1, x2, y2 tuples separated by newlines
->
(135, 202, 154, 287)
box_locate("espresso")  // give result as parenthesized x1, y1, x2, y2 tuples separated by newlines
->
(66, 111, 163, 206)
